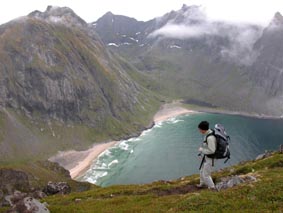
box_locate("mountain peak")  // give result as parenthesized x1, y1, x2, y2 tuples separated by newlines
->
(181, 4, 188, 10)
(274, 12, 283, 23)
(269, 12, 283, 28)
(104, 11, 114, 17)
(28, 5, 86, 27)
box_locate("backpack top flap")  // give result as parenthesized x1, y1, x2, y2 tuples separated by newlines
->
(214, 124, 230, 141)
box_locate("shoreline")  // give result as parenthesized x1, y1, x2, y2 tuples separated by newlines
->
(49, 102, 197, 180)
(50, 102, 283, 181)
(153, 102, 198, 123)
(190, 106, 283, 120)
(49, 141, 118, 179)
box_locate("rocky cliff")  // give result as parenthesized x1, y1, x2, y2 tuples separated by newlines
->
(0, 6, 160, 161)
(251, 12, 283, 97)
(92, 5, 283, 116)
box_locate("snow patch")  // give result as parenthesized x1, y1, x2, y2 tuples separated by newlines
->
(108, 43, 120, 47)
(130, 37, 139, 43)
(169, 45, 182, 49)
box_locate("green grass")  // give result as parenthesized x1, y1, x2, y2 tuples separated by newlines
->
(36, 152, 283, 212)
(0, 160, 92, 193)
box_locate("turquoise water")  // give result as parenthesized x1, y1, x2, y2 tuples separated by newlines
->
(80, 113, 283, 186)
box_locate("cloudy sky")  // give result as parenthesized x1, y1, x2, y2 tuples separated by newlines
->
(0, 0, 282, 25)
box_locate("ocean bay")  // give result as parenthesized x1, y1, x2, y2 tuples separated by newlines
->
(80, 113, 283, 186)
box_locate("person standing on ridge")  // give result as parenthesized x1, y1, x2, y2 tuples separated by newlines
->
(197, 121, 216, 190)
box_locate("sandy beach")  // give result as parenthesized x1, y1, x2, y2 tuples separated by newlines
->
(50, 102, 197, 180)
(49, 100, 282, 180)
(153, 102, 197, 123)
(49, 141, 118, 179)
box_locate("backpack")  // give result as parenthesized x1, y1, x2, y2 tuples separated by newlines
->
(205, 124, 230, 163)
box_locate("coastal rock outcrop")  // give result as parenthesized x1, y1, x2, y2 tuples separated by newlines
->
(43, 181, 71, 195)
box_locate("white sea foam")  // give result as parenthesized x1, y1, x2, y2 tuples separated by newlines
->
(140, 128, 153, 137)
(128, 137, 140, 142)
(154, 122, 164, 128)
(86, 171, 108, 184)
(118, 141, 129, 150)
(108, 159, 119, 167)
(92, 162, 108, 170)
(166, 117, 184, 124)
(172, 119, 184, 124)
(97, 150, 108, 158)
(103, 149, 112, 157)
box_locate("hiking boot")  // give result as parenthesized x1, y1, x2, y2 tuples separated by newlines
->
(208, 187, 219, 192)
(196, 184, 206, 189)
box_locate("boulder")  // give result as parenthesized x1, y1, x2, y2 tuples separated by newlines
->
(8, 197, 49, 213)
(43, 181, 71, 195)
(4, 191, 50, 213)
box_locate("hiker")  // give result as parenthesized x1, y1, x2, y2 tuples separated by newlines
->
(197, 121, 216, 190)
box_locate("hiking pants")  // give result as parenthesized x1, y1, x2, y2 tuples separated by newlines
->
(200, 157, 215, 188)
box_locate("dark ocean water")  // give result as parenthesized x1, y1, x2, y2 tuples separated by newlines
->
(80, 113, 283, 186)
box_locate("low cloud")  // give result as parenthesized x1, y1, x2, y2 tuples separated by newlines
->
(149, 13, 263, 66)
(220, 25, 262, 65)
(149, 23, 218, 39)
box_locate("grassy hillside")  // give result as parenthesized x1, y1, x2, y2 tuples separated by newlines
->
(0, 17, 162, 162)
(25, 152, 283, 212)
(0, 98, 160, 163)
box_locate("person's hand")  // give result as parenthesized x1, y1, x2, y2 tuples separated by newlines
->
(198, 152, 202, 160)
(198, 147, 203, 152)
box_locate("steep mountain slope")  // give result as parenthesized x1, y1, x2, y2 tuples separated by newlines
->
(92, 5, 283, 116)
(0, 6, 160, 161)
(251, 12, 283, 97)
(93, 11, 152, 45)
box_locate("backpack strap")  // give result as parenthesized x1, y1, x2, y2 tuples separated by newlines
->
(204, 129, 215, 143)
(204, 130, 217, 161)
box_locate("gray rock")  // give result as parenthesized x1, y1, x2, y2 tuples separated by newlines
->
(9, 196, 49, 213)
(256, 151, 273, 160)
(227, 176, 244, 188)
(216, 176, 245, 191)
(242, 175, 257, 182)
(4, 191, 50, 213)
(43, 181, 71, 195)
